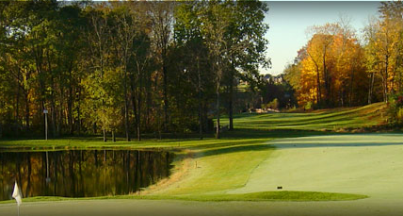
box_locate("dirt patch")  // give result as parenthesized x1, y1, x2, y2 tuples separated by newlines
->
(140, 150, 195, 195)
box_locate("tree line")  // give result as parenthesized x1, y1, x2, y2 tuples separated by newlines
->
(284, 1, 403, 109)
(0, 1, 269, 139)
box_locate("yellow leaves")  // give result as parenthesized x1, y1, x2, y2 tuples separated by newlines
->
(296, 23, 367, 106)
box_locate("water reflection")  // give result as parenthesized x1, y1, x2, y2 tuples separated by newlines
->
(0, 150, 174, 201)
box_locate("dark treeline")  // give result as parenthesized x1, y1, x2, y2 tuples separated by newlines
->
(0, 1, 269, 140)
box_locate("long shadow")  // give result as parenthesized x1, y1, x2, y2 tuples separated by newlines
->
(189, 139, 267, 151)
(193, 143, 274, 159)
(191, 129, 336, 158)
(220, 129, 335, 139)
(240, 111, 378, 128)
(272, 142, 403, 149)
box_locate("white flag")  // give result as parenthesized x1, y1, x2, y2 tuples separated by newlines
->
(12, 181, 22, 206)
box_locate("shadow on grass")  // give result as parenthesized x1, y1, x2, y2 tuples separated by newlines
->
(194, 143, 274, 159)
(220, 129, 335, 139)
(272, 142, 403, 149)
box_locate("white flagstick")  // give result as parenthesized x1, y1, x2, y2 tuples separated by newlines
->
(12, 181, 22, 216)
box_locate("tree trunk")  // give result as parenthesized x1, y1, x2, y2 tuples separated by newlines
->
(316, 66, 321, 105)
(197, 60, 203, 140)
(77, 84, 81, 135)
(368, 72, 375, 104)
(25, 91, 29, 132)
(215, 82, 221, 139)
(349, 66, 355, 106)
(123, 68, 130, 142)
(51, 96, 57, 137)
(384, 54, 389, 103)
(131, 81, 141, 141)
(103, 129, 107, 142)
(137, 65, 143, 142)
(68, 82, 73, 135)
(15, 67, 20, 136)
(137, 94, 141, 142)
(323, 48, 329, 107)
(93, 122, 97, 134)
(228, 74, 234, 131)
(163, 63, 169, 132)
(47, 50, 57, 137)
(131, 93, 139, 141)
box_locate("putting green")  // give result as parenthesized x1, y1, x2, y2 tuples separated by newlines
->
(229, 134, 403, 200)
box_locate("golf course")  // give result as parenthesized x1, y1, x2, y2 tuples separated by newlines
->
(1, 103, 403, 215)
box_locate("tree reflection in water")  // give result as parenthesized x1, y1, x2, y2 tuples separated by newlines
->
(0, 150, 174, 201)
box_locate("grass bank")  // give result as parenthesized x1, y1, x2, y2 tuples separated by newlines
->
(0, 191, 367, 204)
(0, 104, 387, 204)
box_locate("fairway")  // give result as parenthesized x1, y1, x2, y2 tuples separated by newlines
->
(1, 134, 403, 215)
(230, 134, 403, 201)
(223, 103, 387, 131)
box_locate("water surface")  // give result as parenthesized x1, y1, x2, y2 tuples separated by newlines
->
(0, 150, 174, 201)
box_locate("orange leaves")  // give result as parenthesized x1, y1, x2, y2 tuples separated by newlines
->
(294, 23, 367, 107)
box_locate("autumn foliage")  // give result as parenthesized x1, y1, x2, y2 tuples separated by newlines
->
(285, 1, 403, 109)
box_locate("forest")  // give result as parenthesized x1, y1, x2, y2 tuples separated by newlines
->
(2, 1, 402, 141)
(0, 1, 270, 139)
(284, 1, 403, 111)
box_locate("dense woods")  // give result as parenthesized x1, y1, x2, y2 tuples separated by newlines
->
(0, 1, 269, 139)
(284, 1, 403, 111)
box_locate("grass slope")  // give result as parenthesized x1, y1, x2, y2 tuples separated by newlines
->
(222, 102, 387, 131)
(0, 104, 387, 204)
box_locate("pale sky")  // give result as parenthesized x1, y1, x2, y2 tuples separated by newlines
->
(262, 1, 381, 75)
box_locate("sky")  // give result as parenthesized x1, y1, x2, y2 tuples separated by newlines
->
(262, 1, 381, 76)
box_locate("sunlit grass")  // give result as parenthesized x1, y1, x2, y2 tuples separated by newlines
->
(222, 102, 387, 131)
(0, 103, 386, 203)
(0, 191, 367, 204)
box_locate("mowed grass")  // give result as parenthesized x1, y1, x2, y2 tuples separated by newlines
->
(0, 191, 367, 204)
(0, 104, 385, 203)
(222, 102, 387, 131)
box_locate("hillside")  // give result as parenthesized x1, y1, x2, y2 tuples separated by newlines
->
(223, 103, 387, 132)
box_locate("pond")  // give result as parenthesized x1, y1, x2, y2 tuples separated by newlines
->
(0, 150, 174, 201)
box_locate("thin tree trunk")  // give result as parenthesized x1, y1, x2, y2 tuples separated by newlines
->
(384, 54, 389, 103)
(131, 78, 140, 141)
(228, 73, 234, 131)
(323, 48, 329, 106)
(216, 82, 221, 139)
(197, 58, 203, 140)
(124, 67, 130, 141)
(137, 90, 142, 142)
(316, 66, 321, 105)
(368, 72, 375, 104)
(349, 66, 355, 106)
(163, 64, 169, 132)
(47, 50, 57, 137)
(15, 67, 20, 136)
(77, 83, 81, 135)
(131, 91, 139, 141)
(25, 91, 29, 132)
(68, 83, 73, 135)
